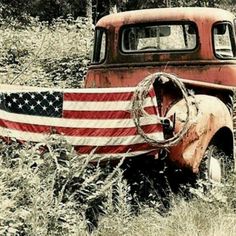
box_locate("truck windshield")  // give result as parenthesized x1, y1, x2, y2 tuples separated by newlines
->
(121, 23, 197, 52)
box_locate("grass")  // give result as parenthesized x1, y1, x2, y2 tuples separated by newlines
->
(0, 138, 236, 236)
(0, 137, 126, 235)
(1, 17, 236, 236)
(95, 199, 236, 236)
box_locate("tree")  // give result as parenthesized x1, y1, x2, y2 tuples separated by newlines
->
(0, 0, 32, 23)
(86, 0, 93, 23)
(94, 0, 120, 23)
(0, 0, 234, 24)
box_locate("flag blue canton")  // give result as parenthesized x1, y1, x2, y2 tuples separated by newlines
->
(0, 91, 63, 117)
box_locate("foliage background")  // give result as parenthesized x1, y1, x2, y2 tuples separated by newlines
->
(0, 0, 236, 24)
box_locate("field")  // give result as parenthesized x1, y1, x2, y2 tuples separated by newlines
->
(0, 17, 93, 88)
(1, 18, 236, 236)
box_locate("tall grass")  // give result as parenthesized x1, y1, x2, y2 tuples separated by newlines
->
(0, 137, 128, 235)
(1, 138, 236, 235)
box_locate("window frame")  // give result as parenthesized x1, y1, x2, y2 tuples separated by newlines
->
(119, 21, 199, 54)
(212, 21, 236, 60)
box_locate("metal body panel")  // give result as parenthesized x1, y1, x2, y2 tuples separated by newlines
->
(166, 95, 233, 172)
(86, 63, 236, 88)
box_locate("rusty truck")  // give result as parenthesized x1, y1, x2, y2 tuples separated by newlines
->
(85, 7, 236, 185)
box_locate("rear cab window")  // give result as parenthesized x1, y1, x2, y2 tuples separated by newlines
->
(121, 22, 198, 53)
(213, 22, 236, 59)
(92, 28, 107, 64)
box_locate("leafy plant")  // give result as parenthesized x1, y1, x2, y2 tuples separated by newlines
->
(0, 136, 130, 235)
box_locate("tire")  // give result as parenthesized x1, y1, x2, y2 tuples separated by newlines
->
(198, 144, 233, 184)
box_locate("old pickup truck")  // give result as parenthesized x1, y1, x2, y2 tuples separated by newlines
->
(85, 7, 236, 184)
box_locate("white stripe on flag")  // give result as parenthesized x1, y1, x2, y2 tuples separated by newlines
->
(0, 109, 160, 128)
(0, 126, 163, 146)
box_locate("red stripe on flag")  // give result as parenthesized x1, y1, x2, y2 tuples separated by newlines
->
(64, 92, 133, 102)
(64, 90, 156, 102)
(63, 110, 132, 119)
(0, 118, 162, 137)
(63, 106, 157, 119)
(148, 88, 156, 98)
(74, 143, 156, 154)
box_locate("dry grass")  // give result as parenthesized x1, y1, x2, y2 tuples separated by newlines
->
(95, 198, 236, 236)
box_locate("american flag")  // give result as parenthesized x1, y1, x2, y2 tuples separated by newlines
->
(0, 84, 163, 158)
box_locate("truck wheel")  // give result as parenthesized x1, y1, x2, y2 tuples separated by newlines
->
(199, 144, 232, 184)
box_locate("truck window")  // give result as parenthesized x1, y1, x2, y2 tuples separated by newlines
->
(121, 23, 197, 53)
(234, 19, 236, 36)
(92, 28, 106, 63)
(213, 23, 235, 59)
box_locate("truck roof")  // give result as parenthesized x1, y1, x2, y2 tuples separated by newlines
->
(96, 7, 235, 28)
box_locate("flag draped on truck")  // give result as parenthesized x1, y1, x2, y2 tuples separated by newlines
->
(0, 85, 163, 158)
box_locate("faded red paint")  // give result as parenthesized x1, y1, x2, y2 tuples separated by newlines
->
(166, 95, 233, 171)
(86, 8, 236, 89)
(85, 7, 235, 172)
(86, 64, 236, 88)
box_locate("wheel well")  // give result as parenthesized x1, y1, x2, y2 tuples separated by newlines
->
(209, 127, 234, 158)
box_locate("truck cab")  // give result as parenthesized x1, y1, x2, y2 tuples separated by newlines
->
(85, 8, 236, 181)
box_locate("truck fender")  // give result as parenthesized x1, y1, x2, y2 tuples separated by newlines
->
(166, 94, 234, 173)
